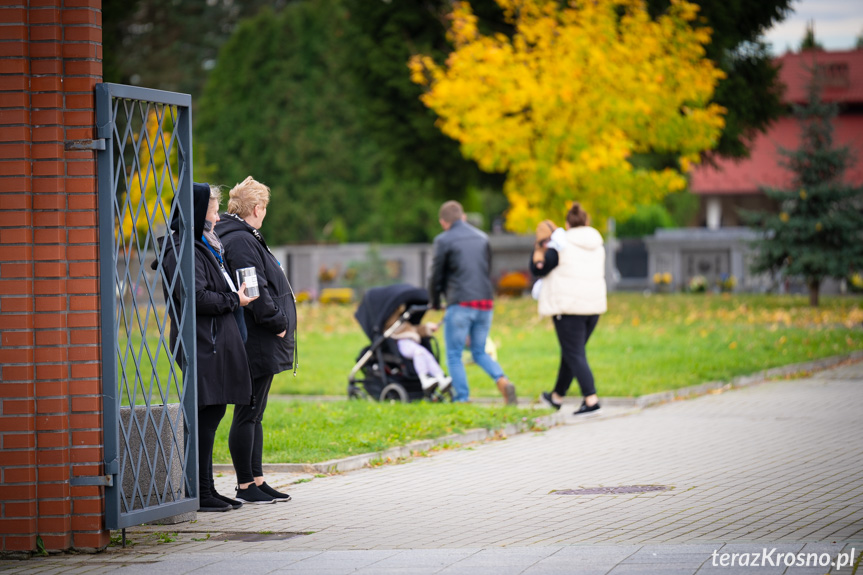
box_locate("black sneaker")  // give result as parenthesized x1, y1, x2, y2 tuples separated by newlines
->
(573, 401, 601, 415)
(199, 495, 231, 512)
(540, 392, 562, 411)
(259, 482, 292, 502)
(213, 491, 243, 509)
(235, 484, 276, 504)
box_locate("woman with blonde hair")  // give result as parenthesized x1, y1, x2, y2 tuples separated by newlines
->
(218, 176, 298, 504)
(153, 183, 256, 512)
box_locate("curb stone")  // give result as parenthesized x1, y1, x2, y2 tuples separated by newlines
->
(216, 351, 862, 475)
(273, 352, 863, 409)
(214, 411, 568, 475)
(630, 350, 863, 409)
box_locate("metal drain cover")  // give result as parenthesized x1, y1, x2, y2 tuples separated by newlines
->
(554, 485, 669, 495)
(219, 532, 304, 542)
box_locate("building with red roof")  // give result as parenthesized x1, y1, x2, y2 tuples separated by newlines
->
(690, 48, 863, 229)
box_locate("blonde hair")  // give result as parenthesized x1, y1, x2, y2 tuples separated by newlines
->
(209, 184, 222, 206)
(438, 200, 464, 225)
(227, 176, 270, 217)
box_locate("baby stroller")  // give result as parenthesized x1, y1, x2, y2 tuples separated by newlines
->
(348, 283, 452, 403)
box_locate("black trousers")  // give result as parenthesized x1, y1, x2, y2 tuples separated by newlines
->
(552, 314, 600, 398)
(228, 373, 273, 484)
(198, 403, 227, 499)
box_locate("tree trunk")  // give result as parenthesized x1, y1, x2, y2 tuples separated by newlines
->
(808, 278, 820, 307)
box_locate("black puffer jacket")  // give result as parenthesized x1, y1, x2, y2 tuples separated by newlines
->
(429, 219, 494, 309)
(153, 183, 252, 407)
(217, 213, 297, 379)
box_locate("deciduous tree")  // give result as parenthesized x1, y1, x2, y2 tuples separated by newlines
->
(119, 110, 176, 245)
(409, 0, 726, 231)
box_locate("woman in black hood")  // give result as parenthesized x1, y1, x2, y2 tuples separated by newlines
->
(155, 182, 257, 512)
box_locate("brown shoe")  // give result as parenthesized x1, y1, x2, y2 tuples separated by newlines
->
(496, 377, 517, 406)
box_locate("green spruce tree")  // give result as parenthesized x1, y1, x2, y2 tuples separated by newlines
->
(800, 20, 823, 51)
(747, 70, 863, 306)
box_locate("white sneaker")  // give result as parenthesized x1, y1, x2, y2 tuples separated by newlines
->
(436, 376, 452, 394)
(419, 373, 438, 391)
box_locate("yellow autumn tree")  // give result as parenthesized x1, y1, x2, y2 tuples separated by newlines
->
(118, 108, 177, 245)
(409, 0, 726, 232)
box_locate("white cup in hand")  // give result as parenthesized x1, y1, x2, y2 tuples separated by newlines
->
(238, 282, 257, 307)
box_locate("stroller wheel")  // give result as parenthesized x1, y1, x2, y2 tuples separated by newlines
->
(429, 386, 454, 403)
(347, 383, 368, 400)
(380, 383, 409, 403)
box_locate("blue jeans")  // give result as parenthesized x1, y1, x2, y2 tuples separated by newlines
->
(444, 305, 505, 402)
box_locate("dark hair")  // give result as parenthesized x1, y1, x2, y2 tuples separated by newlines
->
(566, 202, 589, 228)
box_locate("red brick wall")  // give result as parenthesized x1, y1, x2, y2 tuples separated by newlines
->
(0, 0, 108, 554)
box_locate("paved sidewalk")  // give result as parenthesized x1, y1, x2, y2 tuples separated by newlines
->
(3, 362, 862, 574)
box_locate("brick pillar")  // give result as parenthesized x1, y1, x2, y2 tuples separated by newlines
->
(0, 0, 107, 554)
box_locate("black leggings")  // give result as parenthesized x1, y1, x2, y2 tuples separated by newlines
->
(553, 314, 599, 398)
(228, 373, 273, 484)
(198, 404, 227, 499)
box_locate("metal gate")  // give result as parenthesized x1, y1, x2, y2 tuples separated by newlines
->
(95, 83, 198, 529)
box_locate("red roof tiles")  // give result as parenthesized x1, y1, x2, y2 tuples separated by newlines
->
(690, 115, 863, 195)
(777, 48, 863, 105)
(690, 49, 863, 195)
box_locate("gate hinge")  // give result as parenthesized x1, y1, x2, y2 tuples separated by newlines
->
(64, 138, 106, 151)
(69, 458, 118, 487)
(70, 475, 114, 487)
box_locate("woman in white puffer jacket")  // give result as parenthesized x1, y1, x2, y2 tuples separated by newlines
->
(530, 202, 607, 415)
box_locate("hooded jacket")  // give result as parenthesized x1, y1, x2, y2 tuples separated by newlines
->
(216, 213, 297, 379)
(152, 183, 253, 407)
(537, 226, 607, 317)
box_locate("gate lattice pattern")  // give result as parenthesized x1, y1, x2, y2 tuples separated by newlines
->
(96, 84, 198, 529)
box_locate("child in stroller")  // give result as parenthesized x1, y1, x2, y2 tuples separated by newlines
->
(348, 284, 452, 403)
(385, 305, 452, 394)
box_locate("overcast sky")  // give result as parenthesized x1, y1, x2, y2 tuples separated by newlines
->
(763, 0, 863, 54)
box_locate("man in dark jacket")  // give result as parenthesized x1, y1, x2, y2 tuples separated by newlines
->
(429, 201, 516, 404)
(154, 182, 255, 512)
(217, 176, 297, 505)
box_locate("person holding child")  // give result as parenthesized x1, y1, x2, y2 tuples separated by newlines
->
(531, 202, 607, 415)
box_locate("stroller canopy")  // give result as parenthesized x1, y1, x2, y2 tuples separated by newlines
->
(354, 283, 430, 341)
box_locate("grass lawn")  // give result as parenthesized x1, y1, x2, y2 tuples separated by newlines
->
(275, 292, 863, 399)
(201, 292, 862, 465)
(213, 400, 548, 464)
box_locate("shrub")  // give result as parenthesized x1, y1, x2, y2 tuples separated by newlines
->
(617, 204, 675, 238)
(497, 271, 530, 296)
(653, 272, 672, 285)
(688, 275, 708, 293)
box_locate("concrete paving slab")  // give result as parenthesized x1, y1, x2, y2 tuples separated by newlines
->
(367, 549, 476, 569)
(522, 568, 610, 575)
(695, 569, 785, 575)
(607, 566, 701, 575)
(4, 360, 863, 574)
